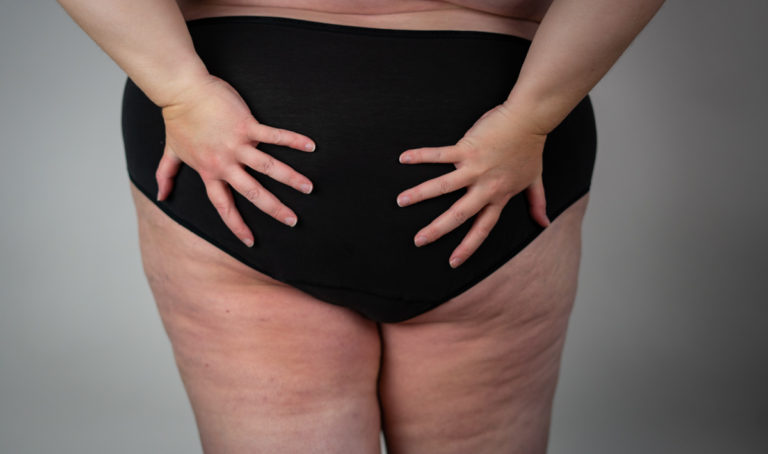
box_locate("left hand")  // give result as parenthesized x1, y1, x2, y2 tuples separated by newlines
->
(396, 103, 551, 268)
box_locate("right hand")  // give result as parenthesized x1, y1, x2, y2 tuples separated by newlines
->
(157, 74, 316, 247)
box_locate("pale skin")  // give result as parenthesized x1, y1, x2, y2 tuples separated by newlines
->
(58, 0, 666, 452)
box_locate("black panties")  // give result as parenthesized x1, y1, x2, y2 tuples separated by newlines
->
(121, 15, 597, 323)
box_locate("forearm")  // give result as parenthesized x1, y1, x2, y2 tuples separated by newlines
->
(504, 0, 666, 134)
(56, 0, 210, 107)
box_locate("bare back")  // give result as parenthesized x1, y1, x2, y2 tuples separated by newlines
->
(176, 0, 552, 40)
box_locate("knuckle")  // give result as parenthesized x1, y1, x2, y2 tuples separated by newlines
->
(465, 165, 483, 180)
(476, 224, 492, 239)
(438, 179, 452, 195)
(260, 200, 285, 222)
(272, 128, 284, 145)
(202, 153, 225, 175)
(258, 156, 275, 174)
(487, 177, 505, 194)
(197, 166, 214, 181)
(235, 118, 253, 139)
(243, 186, 261, 202)
(452, 209, 467, 223)
(268, 203, 282, 219)
(222, 136, 239, 153)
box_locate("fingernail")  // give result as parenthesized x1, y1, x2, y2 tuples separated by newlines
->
(305, 142, 315, 151)
(449, 256, 463, 268)
(285, 216, 297, 227)
(397, 195, 410, 207)
(156, 189, 161, 201)
(242, 237, 254, 247)
(399, 153, 411, 163)
(414, 234, 427, 247)
(301, 182, 313, 194)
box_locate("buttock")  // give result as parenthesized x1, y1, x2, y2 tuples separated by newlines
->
(121, 15, 597, 323)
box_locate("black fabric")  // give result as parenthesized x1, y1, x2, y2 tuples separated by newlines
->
(121, 15, 597, 323)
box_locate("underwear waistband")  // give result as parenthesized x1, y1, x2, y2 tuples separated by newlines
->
(184, 14, 533, 44)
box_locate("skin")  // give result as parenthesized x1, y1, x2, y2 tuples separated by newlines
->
(57, 0, 666, 452)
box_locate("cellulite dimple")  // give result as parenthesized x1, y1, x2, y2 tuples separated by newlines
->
(121, 15, 597, 323)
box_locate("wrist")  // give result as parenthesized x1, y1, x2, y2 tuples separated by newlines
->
(151, 59, 213, 108)
(498, 96, 553, 137)
(504, 84, 587, 136)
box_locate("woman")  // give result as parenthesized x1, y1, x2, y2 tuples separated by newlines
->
(57, 0, 665, 452)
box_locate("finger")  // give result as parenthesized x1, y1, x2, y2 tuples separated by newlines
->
(448, 202, 504, 268)
(526, 175, 550, 227)
(204, 179, 255, 247)
(396, 170, 471, 207)
(413, 187, 487, 247)
(247, 119, 316, 152)
(399, 144, 459, 164)
(226, 166, 298, 227)
(155, 145, 182, 201)
(236, 145, 313, 194)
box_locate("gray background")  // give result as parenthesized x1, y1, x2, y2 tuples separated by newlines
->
(1, 1, 766, 453)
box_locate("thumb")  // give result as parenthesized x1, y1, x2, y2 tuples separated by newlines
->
(526, 174, 551, 228)
(155, 145, 182, 201)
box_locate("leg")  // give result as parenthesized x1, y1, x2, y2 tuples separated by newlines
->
(378, 193, 590, 454)
(128, 182, 383, 453)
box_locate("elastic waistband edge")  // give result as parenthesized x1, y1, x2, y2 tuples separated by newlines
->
(184, 14, 533, 44)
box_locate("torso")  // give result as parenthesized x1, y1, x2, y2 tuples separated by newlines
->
(176, 0, 552, 40)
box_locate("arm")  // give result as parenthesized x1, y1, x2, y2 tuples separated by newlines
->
(55, 0, 210, 107)
(503, 0, 667, 134)
(398, 0, 667, 266)
(57, 0, 317, 243)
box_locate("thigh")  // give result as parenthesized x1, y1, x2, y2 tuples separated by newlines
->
(378, 192, 590, 454)
(128, 182, 383, 454)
